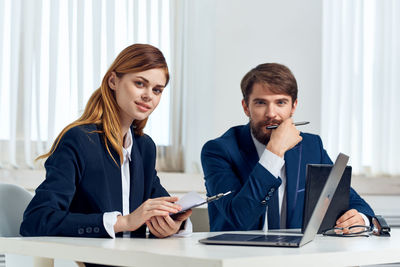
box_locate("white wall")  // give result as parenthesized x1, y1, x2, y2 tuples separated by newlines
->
(183, 0, 323, 173)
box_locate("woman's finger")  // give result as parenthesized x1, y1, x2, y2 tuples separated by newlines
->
(146, 221, 163, 238)
(145, 204, 180, 214)
(173, 209, 192, 222)
(143, 210, 169, 221)
(150, 196, 179, 203)
(145, 200, 181, 213)
(156, 216, 172, 235)
(151, 217, 168, 237)
(163, 215, 177, 229)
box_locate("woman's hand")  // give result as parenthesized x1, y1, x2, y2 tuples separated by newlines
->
(113, 196, 182, 233)
(146, 210, 193, 238)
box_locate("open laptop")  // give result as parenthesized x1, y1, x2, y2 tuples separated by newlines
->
(302, 164, 351, 234)
(199, 153, 349, 248)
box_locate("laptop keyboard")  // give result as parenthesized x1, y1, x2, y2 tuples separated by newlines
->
(207, 234, 302, 243)
(249, 235, 302, 243)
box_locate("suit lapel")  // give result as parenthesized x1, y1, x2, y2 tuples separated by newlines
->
(129, 134, 145, 212)
(238, 123, 259, 176)
(284, 142, 302, 226)
(238, 124, 266, 229)
(96, 124, 123, 212)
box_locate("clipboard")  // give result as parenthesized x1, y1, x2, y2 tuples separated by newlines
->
(172, 191, 232, 214)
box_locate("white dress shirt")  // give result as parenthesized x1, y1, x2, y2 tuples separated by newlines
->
(250, 133, 369, 231)
(103, 129, 192, 238)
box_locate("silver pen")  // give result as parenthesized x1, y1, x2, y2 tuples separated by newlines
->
(266, 121, 310, 130)
(206, 191, 232, 202)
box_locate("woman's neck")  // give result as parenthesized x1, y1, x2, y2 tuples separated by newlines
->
(119, 114, 133, 142)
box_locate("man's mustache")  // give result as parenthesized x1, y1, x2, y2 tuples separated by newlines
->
(256, 120, 282, 127)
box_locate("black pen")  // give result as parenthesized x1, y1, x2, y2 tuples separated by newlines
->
(266, 121, 310, 130)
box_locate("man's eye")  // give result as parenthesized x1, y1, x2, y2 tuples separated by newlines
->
(255, 101, 265, 105)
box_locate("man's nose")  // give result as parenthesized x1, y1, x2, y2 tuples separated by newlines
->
(265, 104, 277, 118)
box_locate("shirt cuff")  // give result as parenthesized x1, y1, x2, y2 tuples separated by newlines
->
(259, 148, 285, 178)
(360, 213, 370, 227)
(173, 218, 193, 237)
(103, 211, 122, 238)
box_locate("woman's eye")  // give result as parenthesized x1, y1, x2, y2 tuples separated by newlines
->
(135, 81, 144, 87)
(153, 88, 163, 95)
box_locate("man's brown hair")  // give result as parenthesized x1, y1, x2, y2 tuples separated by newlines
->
(240, 63, 298, 105)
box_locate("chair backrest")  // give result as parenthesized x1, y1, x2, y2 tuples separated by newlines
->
(0, 183, 33, 237)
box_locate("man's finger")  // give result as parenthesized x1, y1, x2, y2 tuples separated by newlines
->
(336, 209, 357, 224)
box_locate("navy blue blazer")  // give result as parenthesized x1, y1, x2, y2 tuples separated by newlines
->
(20, 124, 169, 238)
(201, 124, 374, 232)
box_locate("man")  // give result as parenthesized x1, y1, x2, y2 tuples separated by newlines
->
(201, 63, 374, 232)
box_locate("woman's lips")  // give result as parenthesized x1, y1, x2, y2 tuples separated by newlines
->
(135, 101, 151, 112)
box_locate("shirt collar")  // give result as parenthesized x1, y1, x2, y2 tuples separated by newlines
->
(122, 128, 133, 162)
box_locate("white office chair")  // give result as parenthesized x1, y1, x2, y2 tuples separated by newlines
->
(0, 183, 84, 267)
(0, 183, 33, 237)
(0, 182, 33, 267)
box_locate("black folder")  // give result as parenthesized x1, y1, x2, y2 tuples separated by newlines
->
(302, 164, 352, 234)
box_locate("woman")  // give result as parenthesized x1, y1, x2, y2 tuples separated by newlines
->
(20, 44, 192, 240)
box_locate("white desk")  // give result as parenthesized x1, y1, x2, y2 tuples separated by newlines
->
(0, 230, 399, 267)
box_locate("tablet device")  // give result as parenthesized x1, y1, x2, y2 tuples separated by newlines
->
(302, 164, 351, 234)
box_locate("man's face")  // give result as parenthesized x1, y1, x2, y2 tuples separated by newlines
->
(242, 83, 297, 145)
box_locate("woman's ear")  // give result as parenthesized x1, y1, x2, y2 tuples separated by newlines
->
(108, 72, 117, 90)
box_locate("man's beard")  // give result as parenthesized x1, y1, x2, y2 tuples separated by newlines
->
(250, 118, 282, 145)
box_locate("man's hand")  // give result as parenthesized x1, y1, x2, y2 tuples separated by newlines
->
(146, 210, 192, 238)
(266, 118, 302, 157)
(336, 209, 365, 232)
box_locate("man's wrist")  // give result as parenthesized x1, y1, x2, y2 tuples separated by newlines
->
(259, 149, 285, 178)
(266, 143, 284, 158)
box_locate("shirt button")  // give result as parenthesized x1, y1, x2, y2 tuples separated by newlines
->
(261, 200, 267, 205)
(270, 188, 275, 192)
(93, 227, 100, 233)
(86, 227, 92, 234)
(78, 228, 84, 235)
(268, 192, 273, 196)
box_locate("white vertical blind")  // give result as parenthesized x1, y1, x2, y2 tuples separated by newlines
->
(0, 0, 172, 169)
(322, 0, 400, 176)
(9, 0, 22, 168)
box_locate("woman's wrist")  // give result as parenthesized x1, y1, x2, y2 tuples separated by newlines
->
(114, 215, 128, 233)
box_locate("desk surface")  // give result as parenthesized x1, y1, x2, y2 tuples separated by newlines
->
(1, 230, 399, 267)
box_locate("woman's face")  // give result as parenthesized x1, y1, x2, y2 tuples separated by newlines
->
(109, 68, 167, 123)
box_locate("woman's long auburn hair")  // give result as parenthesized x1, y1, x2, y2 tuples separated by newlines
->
(37, 43, 170, 166)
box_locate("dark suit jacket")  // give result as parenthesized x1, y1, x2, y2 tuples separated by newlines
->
(20, 124, 168, 238)
(201, 124, 374, 231)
